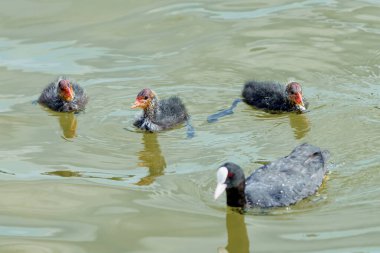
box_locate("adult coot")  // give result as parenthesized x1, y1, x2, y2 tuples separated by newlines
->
(214, 143, 329, 208)
(38, 77, 88, 112)
(131, 88, 194, 138)
(207, 80, 308, 123)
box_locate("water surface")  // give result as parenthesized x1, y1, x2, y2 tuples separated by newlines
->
(1, 0, 380, 252)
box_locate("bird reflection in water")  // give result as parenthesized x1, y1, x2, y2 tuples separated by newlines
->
(57, 112, 78, 139)
(288, 113, 310, 140)
(218, 207, 250, 253)
(136, 133, 166, 186)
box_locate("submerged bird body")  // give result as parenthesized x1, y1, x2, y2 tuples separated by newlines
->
(214, 143, 329, 208)
(242, 81, 307, 112)
(38, 77, 88, 112)
(207, 80, 308, 123)
(132, 88, 190, 132)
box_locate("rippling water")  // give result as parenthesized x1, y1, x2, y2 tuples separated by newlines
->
(0, 0, 379, 252)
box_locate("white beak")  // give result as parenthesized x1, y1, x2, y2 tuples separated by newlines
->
(214, 183, 227, 200)
(296, 104, 306, 112)
(214, 166, 228, 200)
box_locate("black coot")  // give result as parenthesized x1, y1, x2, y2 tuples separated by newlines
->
(214, 143, 329, 208)
(208, 80, 308, 123)
(38, 77, 88, 112)
(131, 88, 194, 138)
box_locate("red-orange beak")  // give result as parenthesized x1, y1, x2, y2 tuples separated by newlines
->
(61, 86, 74, 102)
(131, 98, 145, 109)
(294, 92, 304, 105)
(293, 92, 305, 111)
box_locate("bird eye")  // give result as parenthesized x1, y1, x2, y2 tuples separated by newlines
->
(144, 96, 149, 100)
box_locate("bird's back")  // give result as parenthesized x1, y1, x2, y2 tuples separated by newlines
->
(242, 81, 291, 111)
(154, 96, 189, 129)
(38, 83, 62, 111)
(245, 143, 329, 208)
(72, 84, 88, 111)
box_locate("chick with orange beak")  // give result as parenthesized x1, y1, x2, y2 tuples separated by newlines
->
(131, 88, 193, 137)
(241, 80, 309, 113)
(38, 77, 88, 112)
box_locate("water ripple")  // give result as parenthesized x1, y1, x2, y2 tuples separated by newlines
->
(0, 38, 109, 74)
(282, 226, 380, 241)
(148, 0, 337, 20)
(0, 216, 97, 241)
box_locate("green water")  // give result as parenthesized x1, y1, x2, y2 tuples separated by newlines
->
(0, 0, 380, 252)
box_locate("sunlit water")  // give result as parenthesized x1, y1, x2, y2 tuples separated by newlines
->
(0, 0, 379, 252)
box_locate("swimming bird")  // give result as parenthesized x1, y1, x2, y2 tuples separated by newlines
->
(38, 77, 88, 112)
(214, 143, 329, 208)
(207, 80, 308, 123)
(131, 88, 194, 138)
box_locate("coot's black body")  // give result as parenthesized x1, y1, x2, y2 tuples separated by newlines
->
(242, 81, 308, 112)
(131, 88, 193, 137)
(214, 143, 329, 208)
(38, 77, 88, 112)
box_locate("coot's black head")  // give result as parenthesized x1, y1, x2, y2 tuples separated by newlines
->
(214, 162, 247, 208)
(58, 79, 75, 102)
(131, 88, 158, 110)
(285, 82, 306, 111)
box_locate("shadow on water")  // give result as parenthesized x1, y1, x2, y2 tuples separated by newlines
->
(38, 104, 79, 139)
(43, 170, 126, 181)
(135, 132, 167, 186)
(207, 98, 242, 123)
(218, 207, 250, 253)
(43, 132, 167, 184)
(57, 112, 78, 139)
(288, 113, 310, 140)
